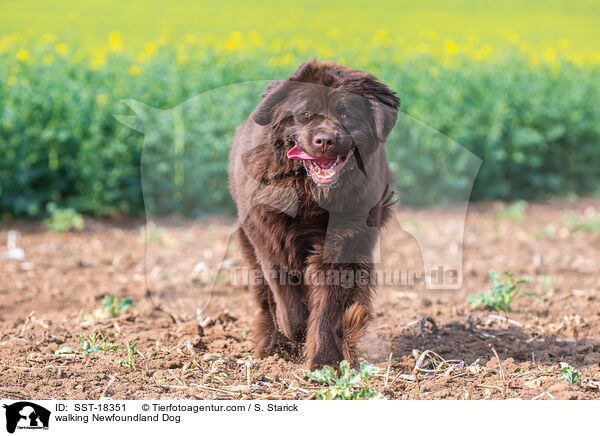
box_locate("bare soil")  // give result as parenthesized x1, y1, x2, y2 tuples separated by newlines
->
(1, 199, 600, 400)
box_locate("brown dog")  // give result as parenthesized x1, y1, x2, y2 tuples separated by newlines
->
(229, 60, 400, 369)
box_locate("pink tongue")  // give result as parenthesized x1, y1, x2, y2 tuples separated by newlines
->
(287, 145, 336, 168)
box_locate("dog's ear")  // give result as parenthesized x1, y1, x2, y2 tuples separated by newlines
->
(364, 79, 401, 142)
(371, 99, 399, 142)
(289, 59, 320, 81)
(253, 80, 290, 126)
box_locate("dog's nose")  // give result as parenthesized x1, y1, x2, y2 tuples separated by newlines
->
(313, 133, 336, 148)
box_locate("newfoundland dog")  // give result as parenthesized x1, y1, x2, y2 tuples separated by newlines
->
(229, 60, 400, 369)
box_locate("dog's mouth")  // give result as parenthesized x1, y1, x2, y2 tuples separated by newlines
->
(287, 145, 353, 185)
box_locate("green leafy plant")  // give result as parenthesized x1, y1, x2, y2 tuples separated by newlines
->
(2, 31, 600, 218)
(566, 212, 600, 234)
(76, 332, 120, 354)
(54, 346, 77, 356)
(560, 362, 582, 386)
(43, 203, 85, 233)
(95, 296, 134, 319)
(495, 200, 528, 222)
(304, 361, 384, 400)
(467, 270, 542, 312)
(534, 223, 557, 240)
(541, 275, 553, 291)
(119, 341, 141, 369)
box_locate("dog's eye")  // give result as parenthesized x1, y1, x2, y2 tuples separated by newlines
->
(303, 112, 313, 118)
(340, 113, 348, 119)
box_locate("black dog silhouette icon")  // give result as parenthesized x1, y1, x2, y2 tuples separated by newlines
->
(3, 402, 50, 433)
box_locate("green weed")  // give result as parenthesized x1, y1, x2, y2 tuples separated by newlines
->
(95, 296, 134, 319)
(566, 212, 600, 234)
(467, 270, 543, 312)
(541, 275, 553, 291)
(304, 361, 384, 400)
(76, 332, 120, 354)
(43, 203, 85, 233)
(119, 341, 141, 369)
(495, 200, 528, 222)
(560, 362, 582, 386)
(534, 223, 557, 240)
(54, 346, 77, 356)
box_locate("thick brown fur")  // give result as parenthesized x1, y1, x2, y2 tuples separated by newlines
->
(229, 60, 400, 369)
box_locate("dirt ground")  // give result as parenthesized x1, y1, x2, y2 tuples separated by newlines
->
(1, 199, 600, 400)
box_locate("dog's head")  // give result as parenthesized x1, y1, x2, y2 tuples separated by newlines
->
(253, 60, 400, 187)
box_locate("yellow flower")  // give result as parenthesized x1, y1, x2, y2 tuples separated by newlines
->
(426, 32, 439, 42)
(17, 50, 30, 62)
(374, 30, 391, 43)
(558, 39, 572, 50)
(108, 31, 122, 51)
(293, 34, 308, 50)
(40, 33, 57, 44)
(156, 35, 168, 47)
(185, 34, 197, 44)
(7, 76, 17, 86)
(544, 48, 556, 62)
(472, 43, 494, 60)
(569, 53, 583, 66)
(445, 41, 458, 55)
(506, 32, 520, 43)
(248, 31, 263, 46)
(270, 39, 282, 52)
(328, 28, 339, 38)
(96, 94, 108, 104)
(129, 65, 143, 76)
(43, 53, 54, 64)
(225, 31, 245, 50)
(0, 34, 18, 53)
(281, 53, 295, 65)
(56, 43, 69, 55)
(144, 42, 157, 55)
(90, 49, 106, 70)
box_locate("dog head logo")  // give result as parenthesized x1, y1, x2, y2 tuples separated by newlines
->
(3, 402, 50, 433)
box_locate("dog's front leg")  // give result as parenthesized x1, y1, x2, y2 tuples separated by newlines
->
(259, 259, 309, 344)
(304, 260, 373, 369)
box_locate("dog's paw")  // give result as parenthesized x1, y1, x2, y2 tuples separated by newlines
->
(308, 349, 344, 370)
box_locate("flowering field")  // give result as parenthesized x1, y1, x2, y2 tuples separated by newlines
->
(1, 1, 600, 217)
